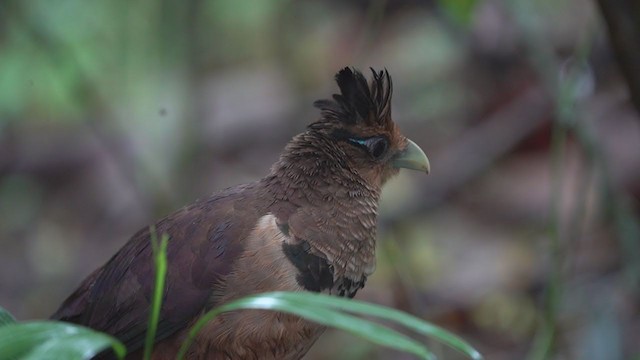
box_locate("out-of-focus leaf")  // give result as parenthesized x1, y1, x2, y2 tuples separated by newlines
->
(0, 307, 17, 327)
(143, 228, 169, 360)
(277, 292, 483, 360)
(177, 292, 483, 360)
(0, 321, 126, 360)
(438, 0, 478, 26)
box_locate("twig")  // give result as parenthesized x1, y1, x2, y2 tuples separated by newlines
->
(381, 85, 552, 225)
(596, 0, 640, 115)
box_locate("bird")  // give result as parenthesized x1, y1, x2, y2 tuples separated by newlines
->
(51, 67, 430, 360)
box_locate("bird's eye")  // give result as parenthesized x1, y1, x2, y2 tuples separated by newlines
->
(349, 137, 388, 160)
(367, 137, 388, 159)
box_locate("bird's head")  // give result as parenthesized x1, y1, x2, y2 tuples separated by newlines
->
(308, 67, 430, 188)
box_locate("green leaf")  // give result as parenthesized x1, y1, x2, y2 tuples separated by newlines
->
(438, 0, 478, 26)
(143, 227, 169, 360)
(273, 292, 483, 359)
(0, 307, 17, 327)
(177, 292, 483, 360)
(0, 321, 126, 360)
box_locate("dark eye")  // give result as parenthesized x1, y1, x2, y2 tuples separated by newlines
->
(349, 136, 388, 160)
(367, 137, 388, 159)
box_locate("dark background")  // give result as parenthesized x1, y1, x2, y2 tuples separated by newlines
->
(1, 0, 639, 359)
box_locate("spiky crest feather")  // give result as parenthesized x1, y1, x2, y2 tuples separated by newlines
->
(312, 67, 393, 129)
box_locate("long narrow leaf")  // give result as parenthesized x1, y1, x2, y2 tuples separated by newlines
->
(267, 292, 483, 360)
(143, 227, 169, 360)
(0, 321, 125, 360)
(177, 294, 436, 360)
(0, 306, 16, 327)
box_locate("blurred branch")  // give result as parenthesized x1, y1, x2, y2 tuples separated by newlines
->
(354, 0, 388, 63)
(596, 0, 640, 115)
(381, 85, 552, 225)
(529, 106, 568, 360)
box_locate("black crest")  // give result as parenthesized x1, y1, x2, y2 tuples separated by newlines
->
(313, 67, 393, 127)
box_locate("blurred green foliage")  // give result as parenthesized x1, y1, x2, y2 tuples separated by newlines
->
(0, 1, 117, 119)
(437, 0, 478, 25)
(0, 306, 126, 360)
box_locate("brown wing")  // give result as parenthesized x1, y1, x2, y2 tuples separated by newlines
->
(51, 183, 263, 353)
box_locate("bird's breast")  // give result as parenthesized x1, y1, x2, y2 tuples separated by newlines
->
(176, 214, 324, 359)
(169, 211, 371, 359)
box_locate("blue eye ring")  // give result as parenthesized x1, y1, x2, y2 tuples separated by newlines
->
(349, 138, 368, 146)
(348, 136, 389, 160)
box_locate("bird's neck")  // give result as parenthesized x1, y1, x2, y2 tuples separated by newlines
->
(265, 131, 381, 205)
(260, 131, 380, 278)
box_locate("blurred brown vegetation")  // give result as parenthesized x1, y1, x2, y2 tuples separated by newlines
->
(1, 0, 639, 359)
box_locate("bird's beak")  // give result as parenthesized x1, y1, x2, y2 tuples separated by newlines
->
(393, 139, 430, 173)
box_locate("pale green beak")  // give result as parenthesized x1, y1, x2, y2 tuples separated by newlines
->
(393, 139, 430, 173)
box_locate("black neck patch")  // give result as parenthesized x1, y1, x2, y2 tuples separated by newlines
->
(335, 276, 367, 299)
(282, 240, 334, 293)
(282, 240, 367, 298)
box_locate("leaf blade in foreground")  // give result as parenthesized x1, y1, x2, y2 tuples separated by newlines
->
(0, 321, 126, 360)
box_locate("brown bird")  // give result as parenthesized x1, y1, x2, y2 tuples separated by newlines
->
(52, 67, 430, 359)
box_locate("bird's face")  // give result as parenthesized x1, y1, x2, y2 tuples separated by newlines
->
(328, 122, 429, 188)
(311, 67, 429, 189)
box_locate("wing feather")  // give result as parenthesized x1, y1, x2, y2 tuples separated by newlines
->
(51, 184, 261, 353)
